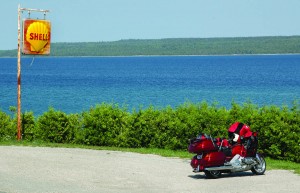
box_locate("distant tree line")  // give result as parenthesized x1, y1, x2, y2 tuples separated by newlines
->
(1, 36, 300, 57)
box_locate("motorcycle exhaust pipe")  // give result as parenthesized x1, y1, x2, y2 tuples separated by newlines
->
(205, 166, 234, 171)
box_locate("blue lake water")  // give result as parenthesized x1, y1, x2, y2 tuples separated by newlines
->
(0, 55, 300, 115)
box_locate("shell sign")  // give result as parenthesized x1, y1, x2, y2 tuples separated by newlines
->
(22, 19, 51, 55)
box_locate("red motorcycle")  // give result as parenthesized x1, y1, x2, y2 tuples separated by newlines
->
(188, 122, 266, 178)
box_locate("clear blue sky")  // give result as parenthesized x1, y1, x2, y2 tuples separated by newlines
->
(1, 0, 300, 50)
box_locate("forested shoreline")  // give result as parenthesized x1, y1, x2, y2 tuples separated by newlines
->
(1, 36, 300, 57)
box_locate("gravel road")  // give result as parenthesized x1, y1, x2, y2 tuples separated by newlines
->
(0, 146, 299, 193)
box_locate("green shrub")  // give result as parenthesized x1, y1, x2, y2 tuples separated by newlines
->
(81, 103, 129, 147)
(0, 110, 14, 140)
(172, 102, 229, 148)
(154, 106, 179, 149)
(250, 104, 300, 162)
(69, 113, 83, 144)
(36, 108, 77, 143)
(21, 111, 36, 141)
(126, 106, 160, 148)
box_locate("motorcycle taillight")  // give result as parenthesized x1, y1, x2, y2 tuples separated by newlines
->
(191, 156, 199, 168)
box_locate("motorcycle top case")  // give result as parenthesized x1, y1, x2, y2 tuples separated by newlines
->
(188, 134, 218, 153)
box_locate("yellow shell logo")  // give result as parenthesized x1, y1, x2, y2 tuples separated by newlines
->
(26, 21, 50, 52)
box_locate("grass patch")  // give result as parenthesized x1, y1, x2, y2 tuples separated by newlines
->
(1, 140, 299, 174)
(0, 140, 191, 158)
(265, 157, 300, 174)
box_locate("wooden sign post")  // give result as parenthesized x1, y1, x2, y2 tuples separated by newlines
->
(17, 4, 50, 140)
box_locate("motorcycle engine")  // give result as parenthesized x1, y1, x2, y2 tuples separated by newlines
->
(242, 157, 255, 165)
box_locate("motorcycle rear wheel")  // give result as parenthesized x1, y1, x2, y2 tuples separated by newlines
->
(204, 170, 221, 179)
(251, 155, 266, 175)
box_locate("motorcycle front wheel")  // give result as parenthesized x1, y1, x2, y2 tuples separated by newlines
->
(204, 170, 221, 179)
(251, 154, 266, 175)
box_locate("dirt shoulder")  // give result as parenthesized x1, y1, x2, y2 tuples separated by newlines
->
(0, 146, 299, 193)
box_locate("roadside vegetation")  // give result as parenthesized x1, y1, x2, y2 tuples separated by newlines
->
(0, 101, 299, 173)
